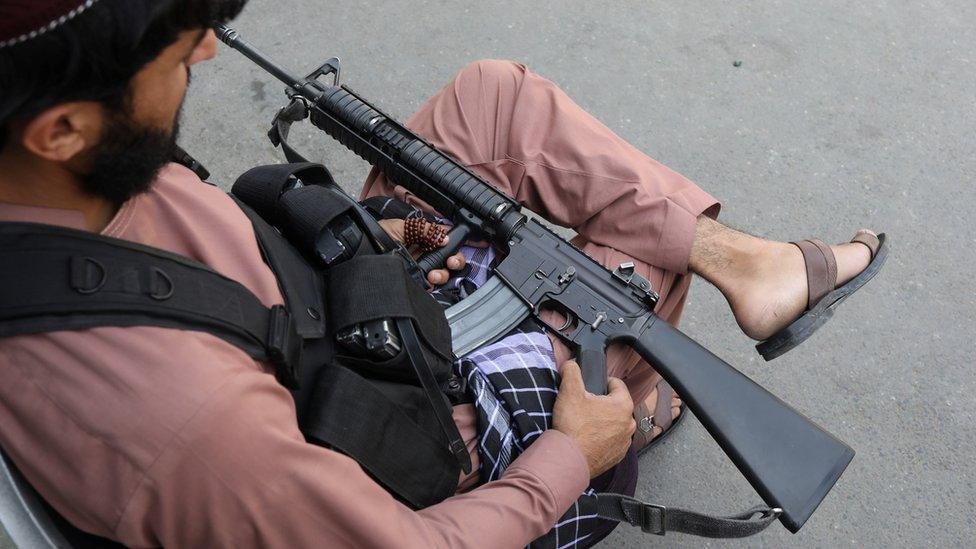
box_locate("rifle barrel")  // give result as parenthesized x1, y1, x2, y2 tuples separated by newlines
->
(214, 25, 304, 90)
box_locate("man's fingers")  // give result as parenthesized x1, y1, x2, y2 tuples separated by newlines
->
(446, 252, 465, 271)
(427, 269, 449, 285)
(558, 360, 586, 395)
(426, 252, 465, 285)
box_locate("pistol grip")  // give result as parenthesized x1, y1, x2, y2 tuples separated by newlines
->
(577, 347, 608, 395)
(417, 223, 472, 274)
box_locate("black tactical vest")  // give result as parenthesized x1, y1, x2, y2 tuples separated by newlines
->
(0, 163, 464, 510)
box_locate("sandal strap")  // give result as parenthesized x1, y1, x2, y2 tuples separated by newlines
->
(653, 379, 676, 432)
(632, 399, 654, 447)
(632, 379, 677, 449)
(850, 232, 880, 260)
(792, 239, 838, 310)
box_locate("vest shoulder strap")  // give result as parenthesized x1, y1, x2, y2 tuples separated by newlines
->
(0, 221, 303, 387)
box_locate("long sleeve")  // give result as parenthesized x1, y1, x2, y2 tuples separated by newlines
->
(117, 360, 590, 548)
(0, 166, 592, 548)
(0, 155, 634, 547)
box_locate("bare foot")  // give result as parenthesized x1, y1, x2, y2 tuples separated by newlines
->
(632, 385, 682, 447)
(725, 229, 877, 341)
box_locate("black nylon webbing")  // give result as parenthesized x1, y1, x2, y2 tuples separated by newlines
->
(594, 493, 781, 538)
(396, 318, 471, 474)
(268, 99, 314, 165)
(276, 185, 355, 253)
(234, 197, 326, 340)
(327, 254, 453, 364)
(325, 252, 468, 475)
(231, 161, 336, 224)
(301, 364, 459, 509)
(0, 222, 302, 386)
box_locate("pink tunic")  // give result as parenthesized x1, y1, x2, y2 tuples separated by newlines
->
(0, 163, 589, 548)
(0, 59, 719, 548)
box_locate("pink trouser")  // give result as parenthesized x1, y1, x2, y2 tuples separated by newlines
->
(361, 60, 720, 406)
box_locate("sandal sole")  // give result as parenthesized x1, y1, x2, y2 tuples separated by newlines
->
(756, 233, 889, 361)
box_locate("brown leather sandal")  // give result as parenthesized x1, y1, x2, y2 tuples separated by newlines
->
(632, 379, 686, 456)
(756, 231, 889, 361)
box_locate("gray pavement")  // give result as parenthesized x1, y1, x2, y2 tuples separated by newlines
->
(5, 0, 972, 547)
(182, 0, 975, 547)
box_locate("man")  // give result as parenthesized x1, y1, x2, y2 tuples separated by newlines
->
(0, 0, 883, 547)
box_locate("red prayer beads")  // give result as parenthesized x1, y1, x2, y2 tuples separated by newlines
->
(403, 217, 447, 254)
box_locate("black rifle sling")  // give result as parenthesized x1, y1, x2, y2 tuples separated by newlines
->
(0, 222, 302, 387)
(396, 318, 472, 473)
(595, 494, 781, 538)
(269, 98, 315, 165)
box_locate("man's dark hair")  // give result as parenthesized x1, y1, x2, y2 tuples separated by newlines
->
(0, 0, 247, 149)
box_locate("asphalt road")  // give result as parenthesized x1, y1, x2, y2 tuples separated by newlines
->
(4, 0, 973, 547)
(190, 0, 976, 547)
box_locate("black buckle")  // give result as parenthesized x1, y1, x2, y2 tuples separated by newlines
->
(443, 374, 468, 405)
(268, 98, 309, 147)
(267, 305, 303, 389)
(640, 503, 667, 535)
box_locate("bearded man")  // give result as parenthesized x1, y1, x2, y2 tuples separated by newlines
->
(0, 1, 884, 547)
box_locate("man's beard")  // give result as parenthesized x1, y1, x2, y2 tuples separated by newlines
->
(80, 112, 181, 206)
(80, 77, 189, 205)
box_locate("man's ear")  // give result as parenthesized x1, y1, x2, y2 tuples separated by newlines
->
(19, 102, 104, 162)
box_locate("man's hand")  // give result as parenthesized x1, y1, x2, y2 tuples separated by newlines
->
(377, 218, 466, 285)
(552, 361, 636, 478)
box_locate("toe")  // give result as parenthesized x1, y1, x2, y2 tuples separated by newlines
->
(834, 232, 875, 286)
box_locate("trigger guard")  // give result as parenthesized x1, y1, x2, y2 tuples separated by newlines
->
(533, 301, 577, 336)
(554, 315, 573, 332)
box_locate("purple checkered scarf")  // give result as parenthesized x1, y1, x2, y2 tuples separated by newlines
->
(364, 196, 605, 548)
(440, 245, 603, 549)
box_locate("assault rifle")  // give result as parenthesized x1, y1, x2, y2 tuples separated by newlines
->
(216, 25, 853, 534)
